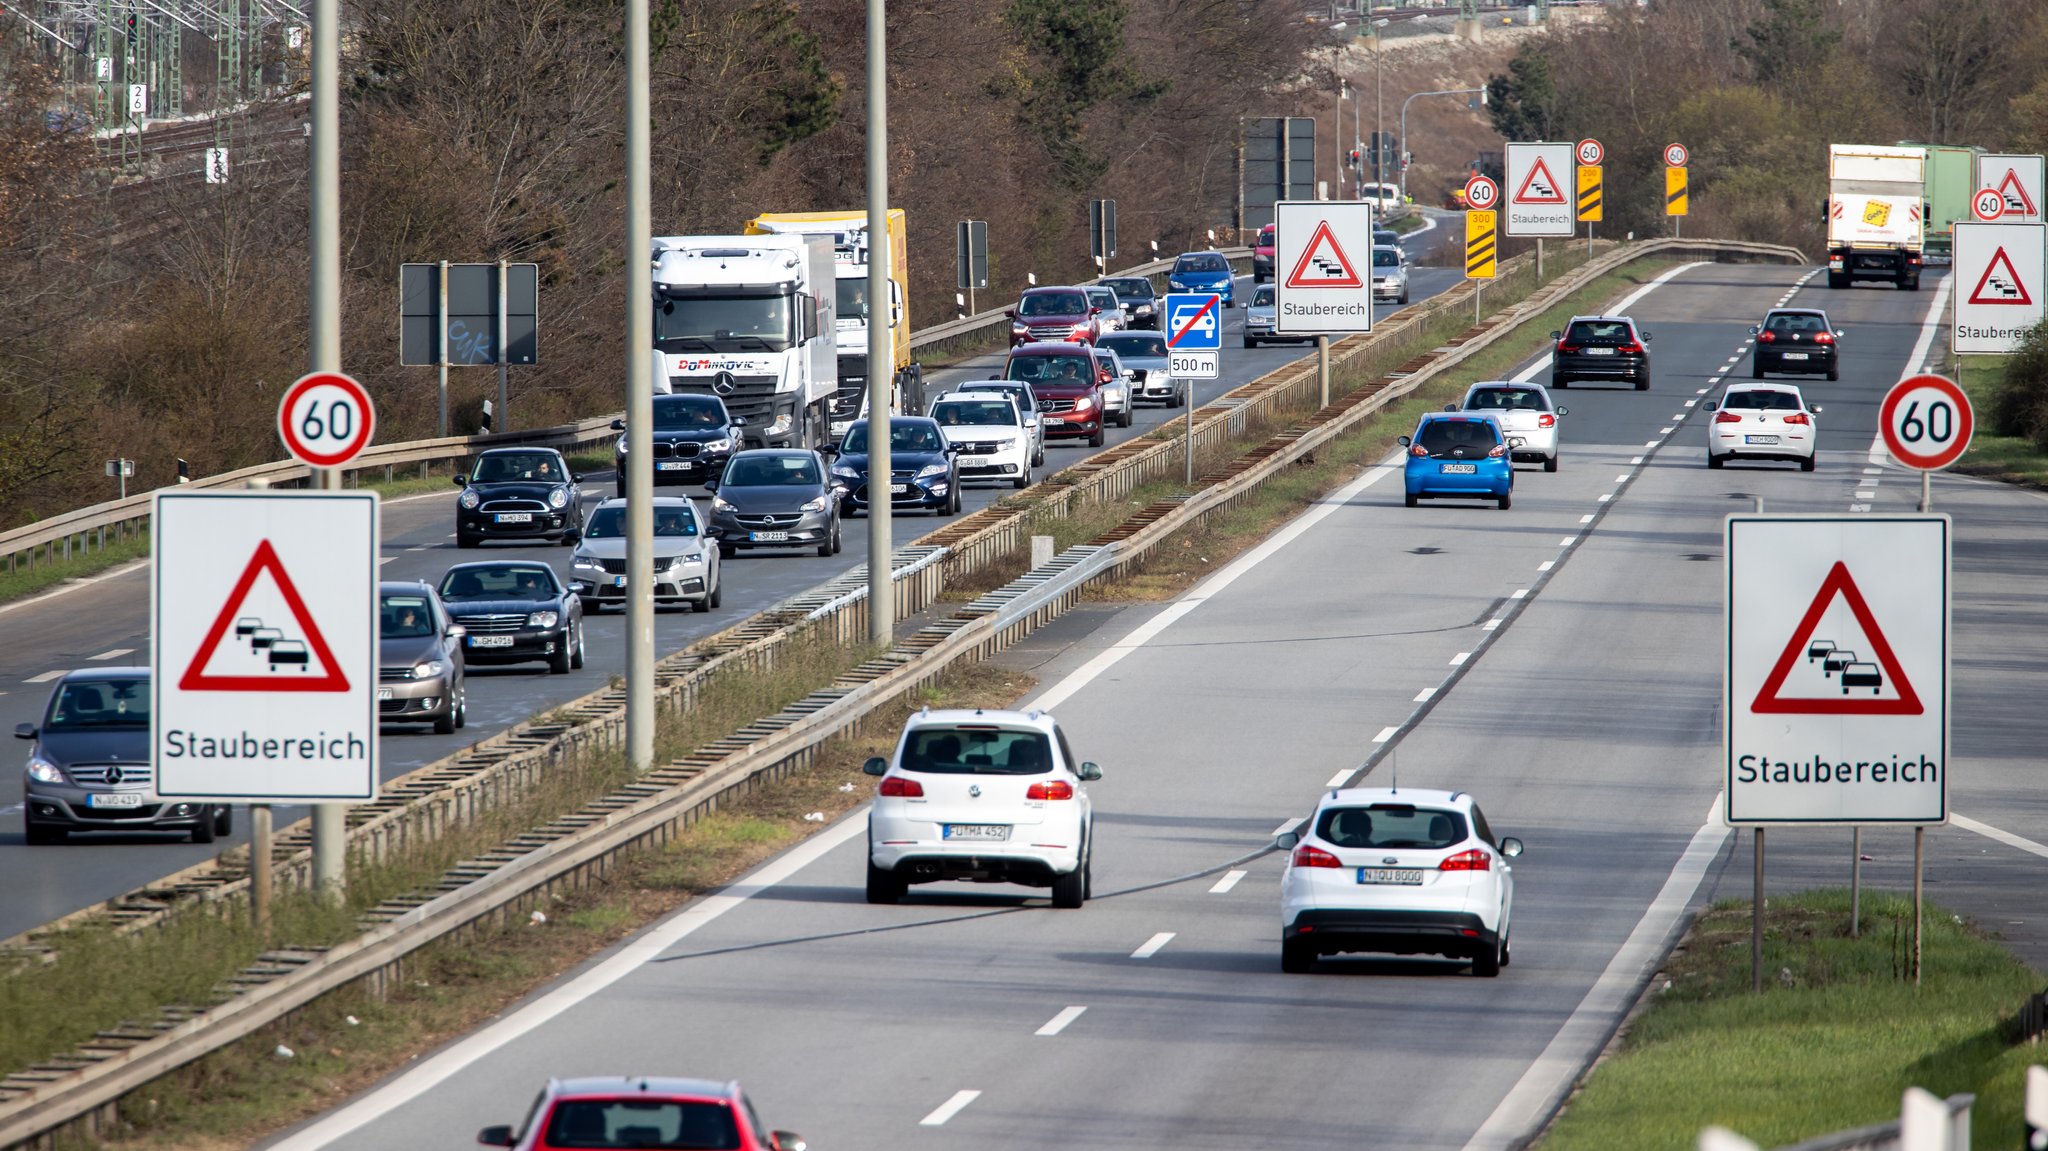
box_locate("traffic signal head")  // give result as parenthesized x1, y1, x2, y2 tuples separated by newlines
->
(125, 12, 135, 30)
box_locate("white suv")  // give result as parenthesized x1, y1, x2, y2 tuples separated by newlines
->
(1279, 787, 1522, 975)
(930, 393, 1035, 489)
(864, 708, 1101, 907)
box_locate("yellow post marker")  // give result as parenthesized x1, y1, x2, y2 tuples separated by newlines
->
(1465, 209, 1497, 279)
(1576, 164, 1603, 223)
(1666, 166, 1689, 216)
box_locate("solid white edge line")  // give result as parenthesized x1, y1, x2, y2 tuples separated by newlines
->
(919, 1090, 982, 1127)
(0, 559, 150, 618)
(1130, 932, 1176, 959)
(1035, 1006, 1087, 1036)
(1952, 814, 2048, 861)
(1869, 274, 1957, 468)
(1209, 869, 1248, 894)
(1459, 795, 1731, 1151)
(266, 814, 870, 1151)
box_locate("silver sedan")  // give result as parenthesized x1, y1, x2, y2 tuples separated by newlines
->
(1449, 381, 1566, 472)
(1096, 331, 1187, 407)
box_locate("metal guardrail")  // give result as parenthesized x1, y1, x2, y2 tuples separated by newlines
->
(1702, 1091, 1975, 1151)
(0, 237, 1807, 1151)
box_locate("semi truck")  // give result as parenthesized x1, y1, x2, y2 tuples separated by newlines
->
(1911, 143, 1982, 264)
(745, 209, 921, 439)
(1825, 144, 1925, 290)
(648, 234, 838, 449)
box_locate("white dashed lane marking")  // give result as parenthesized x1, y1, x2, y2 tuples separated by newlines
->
(1035, 1007, 1087, 1036)
(89, 649, 133, 660)
(1372, 726, 1400, 742)
(1414, 687, 1438, 702)
(1210, 870, 1247, 894)
(25, 670, 67, 683)
(919, 1091, 982, 1127)
(1538, 560, 1555, 572)
(1450, 651, 1470, 666)
(1130, 933, 1176, 959)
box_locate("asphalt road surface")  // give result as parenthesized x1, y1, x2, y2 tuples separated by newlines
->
(0, 227, 1456, 940)
(261, 264, 2048, 1151)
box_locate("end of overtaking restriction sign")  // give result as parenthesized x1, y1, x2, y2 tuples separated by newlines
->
(279, 371, 376, 468)
(1163, 292, 1221, 378)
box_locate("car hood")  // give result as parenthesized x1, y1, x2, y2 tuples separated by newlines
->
(1017, 312, 1088, 326)
(1246, 305, 1277, 322)
(33, 728, 149, 768)
(443, 597, 558, 617)
(466, 481, 568, 502)
(379, 635, 445, 667)
(939, 426, 1022, 444)
(1024, 382, 1097, 399)
(1113, 354, 1171, 372)
(714, 485, 828, 513)
(576, 537, 701, 560)
(834, 450, 948, 474)
(645, 428, 735, 444)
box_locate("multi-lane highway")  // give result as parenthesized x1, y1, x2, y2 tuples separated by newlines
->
(0, 230, 1457, 940)
(261, 260, 2048, 1151)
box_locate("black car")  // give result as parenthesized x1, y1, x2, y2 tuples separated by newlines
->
(1097, 275, 1160, 330)
(454, 447, 586, 547)
(437, 561, 585, 674)
(17, 669, 230, 845)
(1549, 315, 1652, 390)
(706, 449, 844, 558)
(831, 417, 961, 516)
(612, 394, 745, 498)
(1751, 309, 1844, 381)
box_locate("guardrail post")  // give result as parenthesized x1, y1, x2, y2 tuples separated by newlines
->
(1900, 1086, 1950, 1150)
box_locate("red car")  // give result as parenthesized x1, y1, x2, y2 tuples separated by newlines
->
(1252, 223, 1276, 283)
(477, 1076, 806, 1151)
(1007, 285, 1102, 347)
(1004, 342, 1109, 447)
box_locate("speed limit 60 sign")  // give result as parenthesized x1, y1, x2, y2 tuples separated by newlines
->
(1880, 374, 1973, 471)
(279, 372, 377, 468)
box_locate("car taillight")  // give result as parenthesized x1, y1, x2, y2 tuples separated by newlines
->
(1292, 844, 1343, 868)
(1440, 848, 1491, 872)
(1556, 343, 1579, 353)
(1757, 331, 1776, 343)
(1537, 414, 1556, 428)
(1784, 412, 1811, 425)
(1813, 332, 1834, 344)
(1619, 342, 1645, 354)
(878, 777, 924, 797)
(1487, 443, 1507, 458)
(1716, 411, 1743, 424)
(1408, 443, 1429, 458)
(1025, 780, 1074, 800)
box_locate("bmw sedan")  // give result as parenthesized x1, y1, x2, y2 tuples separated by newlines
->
(833, 417, 960, 516)
(612, 392, 744, 498)
(437, 561, 586, 674)
(1703, 384, 1821, 471)
(706, 449, 844, 557)
(570, 496, 722, 610)
(454, 447, 585, 547)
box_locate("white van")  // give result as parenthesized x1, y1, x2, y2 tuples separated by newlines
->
(1359, 183, 1403, 212)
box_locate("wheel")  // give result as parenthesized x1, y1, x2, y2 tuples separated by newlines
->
(24, 823, 65, 845)
(1051, 858, 1087, 909)
(1497, 492, 1512, 510)
(1013, 467, 1031, 490)
(865, 859, 903, 905)
(707, 573, 722, 609)
(947, 485, 962, 515)
(1404, 492, 1419, 508)
(1281, 938, 1316, 974)
(190, 813, 216, 844)
(1800, 454, 1817, 472)
(817, 532, 834, 558)
(719, 542, 737, 559)
(213, 805, 232, 836)
(1473, 934, 1503, 977)
(1089, 426, 1104, 447)
(548, 629, 573, 674)
(1501, 931, 1512, 966)
(1033, 448, 1045, 468)
(1752, 360, 1764, 379)
(456, 533, 479, 549)
(830, 518, 843, 555)
(1244, 338, 1259, 349)
(1827, 270, 1847, 289)
(1119, 407, 1132, 428)
(569, 620, 585, 670)
(433, 696, 458, 734)
(1176, 387, 1190, 409)
(454, 685, 466, 728)
(1551, 376, 1567, 389)
(1707, 453, 1725, 469)
(1902, 275, 1921, 292)
(1399, 289, 1410, 304)
(1827, 364, 1839, 382)
(1634, 372, 1650, 392)
(1543, 454, 1558, 473)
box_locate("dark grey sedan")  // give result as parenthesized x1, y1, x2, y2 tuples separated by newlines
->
(17, 669, 229, 845)
(379, 581, 467, 733)
(706, 449, 844, 558)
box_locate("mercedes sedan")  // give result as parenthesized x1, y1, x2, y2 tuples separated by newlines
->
(437, 561, 585, 674)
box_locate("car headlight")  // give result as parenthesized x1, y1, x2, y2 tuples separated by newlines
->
(615, 435, 628, 454)
(413, 660, 444, 678)
(526, 610, 560, 628)
(712, 496, 736, 513)
(996, 438, 1018, 450)
(670, 552, 704, 568)
(1135, 303, 1153, 315)
(917, 462, 949, 478)
(799, 495, 829, 513)
(1169, 279, 1186, 289)
(831, 465, 862, 481)
(1074, 395, 1094, 412)
(767, 413, 794, 435)
(26, 755, 63, 784)
(459, 490, 480, 509)
(703, 437, 732, 453)
(548, 487, 569, 509)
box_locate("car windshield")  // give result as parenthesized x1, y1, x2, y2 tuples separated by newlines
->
(902, 726, 1054, 775)
(1416, 418, 1500, 456)
(584, 504, 697, 538)
(1101, 334, 1167, 358)
(1102, 278, 1152, 298)
(1019, 291, 1086, 317)
(1466, 388, 1547, 411)
(1374, 230, 1398, 247)
(651, 396, 727, 430)
(1722, 390, 1804, 411)
(542, 1099, 740, 1151)
(1007, 355, 1093, 386)
(471, 452, 563, 484)
(45, 679, 149, 730)
(837, 277, 869, 321)
(932, 400, 1016, 427)
(1565, 319, 1632, 343)
(1175, 253, 1228, 273)
(1252, 285, 1275, 307)
(1086, 288, 1118, 309)
(1766, 313, 1828, 335)
(841, 421, 945, 453)
(380, 595, 436, 639)
(1317, 805, 1468, 850)
(439, 565, 558, 602)
(1257, 227, 1275, 247)
(1374, 248, 1401, 268)
(723, 454, 820, 486)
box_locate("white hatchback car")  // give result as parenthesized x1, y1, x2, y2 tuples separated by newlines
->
(865, 708, 1101, 907)
(1703, 383, 1821, 471)
(1450, 381, 1567, 472)
(931, 393, 1034, 489)
(1279, 787, 1522, 975)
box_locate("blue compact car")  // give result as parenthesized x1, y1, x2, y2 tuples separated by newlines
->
(1167, 251, 1236, 307)
(1401, 413, 1514, 509)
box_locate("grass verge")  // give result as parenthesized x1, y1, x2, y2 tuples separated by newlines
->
(81, 661, 1032, 1151)
(0, 532, 149, 607)
(1951, 357, 2048, 489)
(1537, 890, 2045, 1150)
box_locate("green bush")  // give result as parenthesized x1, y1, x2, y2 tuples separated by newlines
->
(1990, 318, 2048, 450)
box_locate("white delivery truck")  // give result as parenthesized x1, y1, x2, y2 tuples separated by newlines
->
(1825, 144, 1926, 291)
(745, 210, 921, 439)
(649, 234, 838, 449)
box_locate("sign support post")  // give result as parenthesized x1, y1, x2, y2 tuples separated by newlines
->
(1317, 335, 1330, 408)
(1849, 827, 1861, 938)
(437, 259, 450, 439)
(309, 0, 346, 902)
(497, 259, 510, 433)
(1752, 829, 1764, 993)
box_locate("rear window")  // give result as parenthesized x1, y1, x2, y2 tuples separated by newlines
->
(1317, 805, 1468, 850)
(541, 1099, 739, 1150)
(1101, 334, 1167, 358)
(1565, 319, 1632, 343)
(1465, 387, 1549, 412)
(1766, 312, 1828, 334)
(1415, 418, 1500, 456)
(1722, 390, 1804, 411)
(902, 726, 1054, 775)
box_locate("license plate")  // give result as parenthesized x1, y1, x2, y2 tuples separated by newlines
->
(1585, 347, 1616, 356)
(1357, 867, 1424, 885)
(889, 484, 910, 494)
(657, 461, 690, 471)
(613, 576, 628, 588)
(942, 824, 1011, 842)
(830, 422, 850, 438)
(962, 457, 990, 467)
(494, 513, 533, 524)
(1440, 463, 1478, 474)
(469, 635, 515, 648)
(750, 531, 789, 542)
(1782, 352, 1809, 361)
(1746, 435, 1780, 445)
(377, 688, 394, 701)
(89, 793, 145, 809)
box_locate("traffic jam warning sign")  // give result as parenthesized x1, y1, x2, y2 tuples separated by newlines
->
(1504, 142, 1573, 237)
(1976, 153, 2044, 224)
(1952, 221, 2046, 354)
(153, 491, 380, 803)
(1725, 516, 1949, 826)
(1274, 200, 1374, 335)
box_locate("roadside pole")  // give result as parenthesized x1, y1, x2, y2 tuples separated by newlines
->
(497, 259, 510, 433)
(1536, 237, 1543, 283)
(624, 0, 655, 772)
(1183, 382, 1194, 485)
(436, 259, 450, 438)
(1913, 827, 1924, 985)
(246, 476, 274, 930)
(864, 0, 893, 645)
(1752, 828, 1764, 993)
(1849, 828, 1861, 937)
(1316, 335, 1330, 408)
(309, 0, 346, 902)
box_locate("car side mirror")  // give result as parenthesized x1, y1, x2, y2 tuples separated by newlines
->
(731, 415, 748, 426)
(1747, 325, 1760, 336)
(1089, 306, 1102, 315)
(445, 624, 467, 639)
(477, 1126, 516, 1148)
(1443, 403, 1458, 412)
(703, 477, 719, 490)
(1702, 401, 1718, 412)
(862, 756, 888, 776)
(1834, 330, 1846, 339)
(1555, 406, 1567, 416)
(1397, 435, 1411, 446)
(771, 1133, 808, 1151)
(568, 473, 581, 484)
(1641, 331, 1653, 341)
(1274, 830, 1300, 850)
(1548, 330, 1561, 341)
(1499, 837, 1525, 858)
(561, 529, 580, 545)
(1811, 405, 1823, 414)
(1077, 761, 1103, 781)
(14, 723, 36, 740)
(610, 418, 626, 431)
(1004, 309, 1018, 319)
(451, 474, 469, 488)
(818, 443, 838, 457)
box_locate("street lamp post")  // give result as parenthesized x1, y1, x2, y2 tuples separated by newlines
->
(1372, 18, 1387, 198)
(1398, 85, 1487, 205)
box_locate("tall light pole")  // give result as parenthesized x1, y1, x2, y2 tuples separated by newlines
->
(624, 0, 656, 772)
(1372, 18, 1387, 197)
(864, 0, 893, 645)
(308, 0, 345, 902)
(1399, 85, 1486, 205)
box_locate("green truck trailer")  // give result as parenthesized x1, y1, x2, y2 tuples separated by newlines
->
(1912, 143, 1982, 263)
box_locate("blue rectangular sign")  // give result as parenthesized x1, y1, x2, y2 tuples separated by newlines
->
(1163, 293, 1224, 350)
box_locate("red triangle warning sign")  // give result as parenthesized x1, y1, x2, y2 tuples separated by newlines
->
(1284, 220, 1363, 289)
(1996, 169, 2039, 216)
(1751, 562, 1922, 716)
(180, 539, 352, 692)
(1967, 246, 2034, 306)
(1513, 157, 1567, 204)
